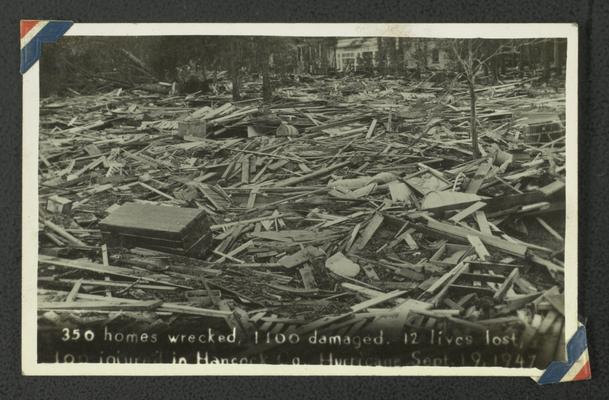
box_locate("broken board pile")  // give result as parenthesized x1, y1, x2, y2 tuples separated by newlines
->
(37, 74, 567, 367)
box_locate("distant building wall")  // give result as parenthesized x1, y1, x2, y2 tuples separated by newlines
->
(402, 39, 451, 70)
(296, 38, 337, 74)
(335, 38, 378, 71)
(334, 37, 451, 72)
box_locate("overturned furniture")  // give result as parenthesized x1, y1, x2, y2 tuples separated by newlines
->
(99, 203, 213, 258)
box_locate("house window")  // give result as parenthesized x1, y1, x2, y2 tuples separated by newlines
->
(432, 49, 440, 64)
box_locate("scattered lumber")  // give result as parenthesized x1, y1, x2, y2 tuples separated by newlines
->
(36, 71, 567, 368)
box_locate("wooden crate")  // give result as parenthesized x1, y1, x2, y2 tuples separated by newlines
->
(99, 203, 213, 258)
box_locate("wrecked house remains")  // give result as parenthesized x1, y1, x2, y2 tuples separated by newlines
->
(36, 35, 569, 368)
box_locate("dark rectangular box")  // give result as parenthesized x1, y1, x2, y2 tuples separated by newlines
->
(99, 203, 213, 258)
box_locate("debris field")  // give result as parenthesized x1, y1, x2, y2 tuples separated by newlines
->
(37, 74, 567, 366)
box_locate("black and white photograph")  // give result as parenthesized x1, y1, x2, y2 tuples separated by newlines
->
(23, 23, 577, 375)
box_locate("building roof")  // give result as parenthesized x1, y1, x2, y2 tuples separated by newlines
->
(336, 37, 377, 49)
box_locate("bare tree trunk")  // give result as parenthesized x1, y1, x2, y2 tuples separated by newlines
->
(542, 40, 551, 81)
(469, 80, 479, 159)
(414, 40, 421, 79)
(422, 39, 429, 70)
(386, 38, 397, 75)
(262, 49, 272, 102)
(376, 38, 386, 75)
(553, 39, 561, 75)
(396, 38, 405, 76)
(518, 44, 525, 78)
(467, 40, 480, 159)
(229, 40, 241, 101)
(231, 70, 241, 101)
(491, 58, 499, 83)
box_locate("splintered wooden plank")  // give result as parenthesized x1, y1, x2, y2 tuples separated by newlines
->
(298, 163, 312, 173)
(539, 180, 566, 196)
(325, 252, 361, 277)
(299, 265, 317, 289)
(345, 222, 361, 252)
(241, 156, 250, 184)
(297, 314, 354, 337)
(38, 255, 191, 289)
(449, 201, 487, 223)
(351, 290, 407, 312)
(362, 264, 380, 280)
(266, 283, 319, 295)
(273, 160, 350, 187)
(212, 249, 244, 263)
(388, 181, 412, 204)
(467, 234, 491, 261)
(252, 229, 335, 243)
(538, 310, 559, 335)
(493, 268, 520, 302)
(403, 231, 419, 250)
(138, 181, 176, 201)
(474, 211, 492, 235)
(456, 292, 477, 307)
(247, 188, 258, 209)
(40, 299, 164, 311)
(278, 246, 324, 268)
(352, 214, 384, 250)
(425, 260, 469, 296)
(228, 306, 257, 340)
(101, 244, 109, 266)
(394, 265, 425, 281)
(258, 314, 277, 332)
(447, 317, 486, 332)
(158, 303, 233, 318)
(536, 217, 564, 241)
(544, 292, 565, 316)
(443, 298, 464, 312)
(249, 311, 268, 323)
(217, 240, 253, 263)
(345, 318, 369, 337)
(341, 282, 385, 299)
(465, 162, 492, 194)
(426, 219, 528, 258)
(84, 144, 102, 156)
(197, 183, 231, 211)
(43, 220, 86, 246)
(519, 312, 542, 348)
(41, 278, 177, 291)
(536, 318, 564, 368)
(365, 118, 378, 139)
(65, 279, 83, 302)
(429, 262, 472, 307)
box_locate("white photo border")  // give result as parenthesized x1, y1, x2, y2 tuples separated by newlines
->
(22, 22, 579, 377)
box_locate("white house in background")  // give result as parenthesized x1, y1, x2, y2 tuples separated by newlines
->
(335, 38, 378, 71)
(335, 37, 451, 72)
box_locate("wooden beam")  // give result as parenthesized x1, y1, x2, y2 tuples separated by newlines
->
(493, 268, 520, 301)
(365, 118, 378, 140)
(353, 214, 384, 250)
(467, 234, 491, 261)
(449, 201, 487, 223)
